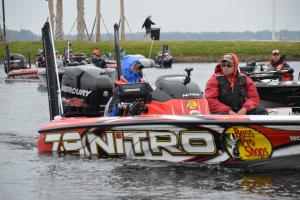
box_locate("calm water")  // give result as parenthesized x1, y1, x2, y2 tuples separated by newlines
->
(1, 62, 300, 200)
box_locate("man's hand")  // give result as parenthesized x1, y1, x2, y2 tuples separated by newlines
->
(228, 110, 237, 115)
(237, 107, 247, 115)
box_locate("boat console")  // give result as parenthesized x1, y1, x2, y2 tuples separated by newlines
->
(117, 83, 152, 104)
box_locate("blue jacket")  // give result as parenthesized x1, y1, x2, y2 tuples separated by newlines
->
(121, 55, 143, 83)
(108, 55, 144, 116)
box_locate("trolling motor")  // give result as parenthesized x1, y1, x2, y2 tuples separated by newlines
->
(183, 67, 193, 85)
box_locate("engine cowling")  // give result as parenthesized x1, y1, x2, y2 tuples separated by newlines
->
(61, 65, 113, 117)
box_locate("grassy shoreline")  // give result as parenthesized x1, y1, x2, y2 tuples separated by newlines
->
(1, 40, 300, 63)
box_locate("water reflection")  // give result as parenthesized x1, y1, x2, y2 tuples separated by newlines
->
(109, 161, 300, 199)
(1, 63, 300, 200)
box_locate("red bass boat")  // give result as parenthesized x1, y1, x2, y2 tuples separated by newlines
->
(37, 22, 300, 172)
(4, 48, 39, 80)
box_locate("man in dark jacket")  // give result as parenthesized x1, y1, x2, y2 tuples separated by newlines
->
(205, 53, 268, 115)
(142, 15, 155, 39)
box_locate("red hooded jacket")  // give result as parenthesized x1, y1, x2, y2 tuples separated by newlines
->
(205, 53, 260, 114)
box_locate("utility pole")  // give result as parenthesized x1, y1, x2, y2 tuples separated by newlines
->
(55, 0, 64, 40)
(272, 0, 276, 41)
(77, 0, 85, 40)
(95, 0, 101, 41)
(48, 0, 55, 34)
(120, 0, 125, 40)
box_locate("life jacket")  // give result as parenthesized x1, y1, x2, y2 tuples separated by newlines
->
(216, 76, 248, 112)
(270, 60, 293, 81)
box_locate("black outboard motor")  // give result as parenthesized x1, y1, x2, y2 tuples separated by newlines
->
(92, 57, 107, 68)
(4, 54, 26, 73)
(61, 65, 113, 117)
(72, 53, 87, 64)
(152, 68, 203, 102)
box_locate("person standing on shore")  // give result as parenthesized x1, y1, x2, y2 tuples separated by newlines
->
(205, 53, 268, 115)
(142, 15, 155, 39)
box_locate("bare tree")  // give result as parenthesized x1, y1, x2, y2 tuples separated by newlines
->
(55, 0, 64, 40)
(77, 0, 85, 40)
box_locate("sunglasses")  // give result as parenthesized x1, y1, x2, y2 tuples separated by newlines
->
(221, 62, 234, 68)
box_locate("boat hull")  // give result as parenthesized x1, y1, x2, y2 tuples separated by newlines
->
(37, 115, 300, 170)
(255, 81, 300, 107)
(7, 68, 39, 79)
(37, 68, 65, 86)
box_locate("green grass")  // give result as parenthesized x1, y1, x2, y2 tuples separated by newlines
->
(1, 40, 300, 62)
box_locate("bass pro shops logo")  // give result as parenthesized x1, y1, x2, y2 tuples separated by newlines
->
(186, 100, 198, 110)
(223, 126, 272, 161)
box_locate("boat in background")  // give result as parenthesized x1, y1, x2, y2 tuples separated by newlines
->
(36, 21, 300, 172)
(4, 47, 39, 80)
(37, 63, 117, 87)
(239, 62, 300, 108)
(37, 43, 119, 87)
(155, 44, 173, 68)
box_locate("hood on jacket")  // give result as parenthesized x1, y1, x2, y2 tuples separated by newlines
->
(214, 53, 239, 77)
(121, 55, 144, 83)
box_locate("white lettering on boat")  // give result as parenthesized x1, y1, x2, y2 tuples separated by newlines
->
(44, 130, 217, 156)
(61, 85, 92, 97)
(290, 136, 300, 141)
(182, 93, 201, 98)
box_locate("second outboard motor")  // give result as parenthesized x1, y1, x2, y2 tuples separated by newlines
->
(61, 65, 113, 117)
(4, 54, 26, 73)
(152, 68, 203, 102)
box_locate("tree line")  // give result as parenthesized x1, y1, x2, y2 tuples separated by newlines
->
(4, 29, 300, 41)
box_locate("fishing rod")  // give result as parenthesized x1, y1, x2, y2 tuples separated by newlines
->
(2, 0, 6, 40)
(42, 0, 64, 120)
(27, 47, 31, 68)
(250, 68, 294, 75)
(5, 43, 10, 73)
(244, 67, 294, 81)
(114, 23, 122, 80)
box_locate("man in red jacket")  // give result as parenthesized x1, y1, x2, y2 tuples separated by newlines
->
(205, 53, 268, 115)
(268, 49, 293, 81)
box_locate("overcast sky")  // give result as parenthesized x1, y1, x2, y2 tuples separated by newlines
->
(1, 0, 300, 35)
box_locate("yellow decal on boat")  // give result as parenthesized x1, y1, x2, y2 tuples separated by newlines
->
(186, 100, 198, 110)
(223, 126, 272, 161)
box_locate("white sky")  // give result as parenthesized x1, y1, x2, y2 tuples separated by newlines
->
(1, 0, 300, 35)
